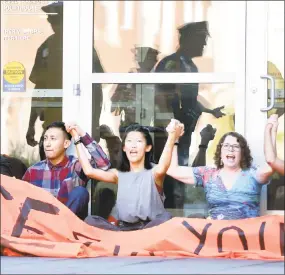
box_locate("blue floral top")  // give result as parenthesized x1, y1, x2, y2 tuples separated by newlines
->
(192, 166, 269, 220)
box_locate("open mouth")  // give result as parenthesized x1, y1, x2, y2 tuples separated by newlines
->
(130, 150, 138, 156)
(226, 154, 235, 162)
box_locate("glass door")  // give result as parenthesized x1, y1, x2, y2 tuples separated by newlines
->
(246, 1, 284, 215)
(1, 1, 80, 163)
(78, 1, 247, 217)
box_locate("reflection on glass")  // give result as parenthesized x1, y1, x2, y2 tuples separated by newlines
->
(93, 82, 235, 217)
(93, 1, 242, 73)
(1, 1, 64, 164)
(266, 1, 284, 210)
(27, 2, 63, 160)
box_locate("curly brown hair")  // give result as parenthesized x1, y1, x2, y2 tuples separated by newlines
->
(214, 132, 253, 169)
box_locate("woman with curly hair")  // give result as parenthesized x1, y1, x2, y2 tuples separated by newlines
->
(167, 119, 274, 220)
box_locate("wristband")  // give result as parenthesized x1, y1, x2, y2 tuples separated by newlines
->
(74, 137, 82, 145)
(199, 144, 208, 149)
(174, 142, 179, 146)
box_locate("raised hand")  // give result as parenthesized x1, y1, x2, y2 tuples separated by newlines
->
(166, 119, 184, 141)
(166, 119, 179, 133)
(65, 122, 86, 137)
(200, 124, 216, 144)
(267, 114, 279, 132)
(211, 106, 226, 118)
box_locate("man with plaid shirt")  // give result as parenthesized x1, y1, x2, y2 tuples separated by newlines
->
(22, 121, 111, 220)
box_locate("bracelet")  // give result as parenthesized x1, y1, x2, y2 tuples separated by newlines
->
(74, 137, 82, 145)
(174, 142, 179, 146)
(199, 144, 208, 149)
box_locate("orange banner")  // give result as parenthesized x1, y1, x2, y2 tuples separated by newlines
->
(1, 175, 284, 260)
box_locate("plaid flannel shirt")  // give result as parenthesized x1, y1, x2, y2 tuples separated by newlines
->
(22, 133, 111, 204)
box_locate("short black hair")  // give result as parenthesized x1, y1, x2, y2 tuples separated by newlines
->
(45, 121, 72, 140)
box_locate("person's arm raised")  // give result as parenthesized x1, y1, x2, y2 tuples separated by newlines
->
(192, 124, 216, 167)
(65, 122, 111, 170)
(264, 114, 285, 176)
(166, 144, 196, 185)
(270, 158, 285, 176)
(164, 120, 196, 185)
(153, 121, 183, 187)
(264, 118, 276, 165)
(252, 115, 276, 184)
(71, 129, 117, 183)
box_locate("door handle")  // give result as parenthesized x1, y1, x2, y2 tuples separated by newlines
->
(260, 75, 275, 112)
(140, 108, 146, 119)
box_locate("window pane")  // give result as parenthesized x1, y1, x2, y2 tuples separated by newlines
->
(1, 1, 63, 163)
(93, 1, 243, 73)
(92, 82, 236, 217)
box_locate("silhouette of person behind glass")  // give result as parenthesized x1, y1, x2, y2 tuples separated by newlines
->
(110, 46, 159, 139)
(26, 1, 64, 160)
(154, 21, 225, 209)
(26, 1, 104, 160)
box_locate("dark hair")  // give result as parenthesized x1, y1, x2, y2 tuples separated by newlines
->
(0, 155, 13, 177)
(214, 132, 253, 169)
(45, 121, 72, 140)
(118, 124, 154, 172)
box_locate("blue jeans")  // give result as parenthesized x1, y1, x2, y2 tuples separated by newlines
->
(65, 186, 89, 220)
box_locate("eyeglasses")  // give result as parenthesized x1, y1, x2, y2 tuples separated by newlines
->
(221, 143, 241, 152)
